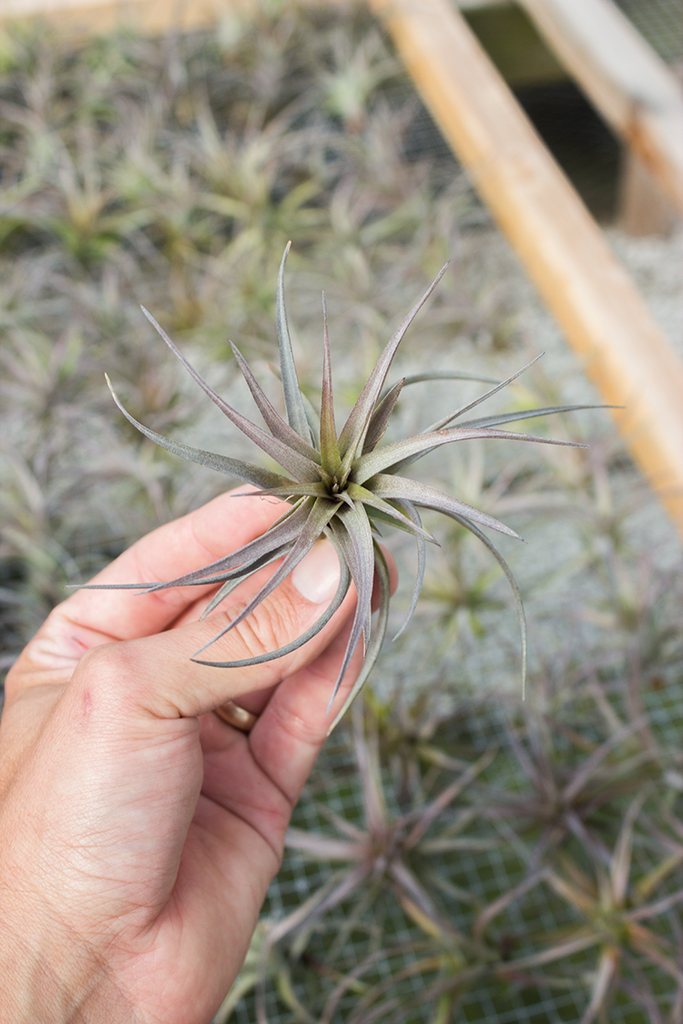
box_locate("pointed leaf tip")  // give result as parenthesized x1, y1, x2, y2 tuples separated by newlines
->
(277, 242, 311, 442)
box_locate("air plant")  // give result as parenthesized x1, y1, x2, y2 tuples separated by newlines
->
(79, 244, 595, 728)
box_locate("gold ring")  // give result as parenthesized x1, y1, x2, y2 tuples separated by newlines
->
(214, 700, 259, 733)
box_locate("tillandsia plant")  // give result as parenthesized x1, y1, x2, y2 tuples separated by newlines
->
(80, 244, 595, 729)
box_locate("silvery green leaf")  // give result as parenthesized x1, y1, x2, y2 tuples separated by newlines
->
(192, 550, 351, 668)
(199, 547, 295, 619)
(325, 503, 376, 702)
(237, 483, 330, 500)
(337, 264, 449, 468)
(354, 425, 585, 484)
(229, 341, 321, 462)
(389, 499, 426, 640)
(364, 378, 404, 453)
(192, 497, 341, 659)
(391, 370, 500, 391)
(277, 242, 312, 442)
(106, 376, 292, 490)
(423, 354, 544, 432)
(138, 503, 313, 592)
(140, 305, 321, 483)
(457, 403, 613, 430)
(319, 293, 341, 476)
(446, 512, 527, 695)
(368, 473, 521, 539)
(327, 542, 391, 729)
(345, 482, 436, 542)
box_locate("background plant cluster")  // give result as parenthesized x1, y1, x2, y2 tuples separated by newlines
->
(1, 2, 682, 1022)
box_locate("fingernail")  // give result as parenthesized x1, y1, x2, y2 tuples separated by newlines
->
(292, 540, 341, 604)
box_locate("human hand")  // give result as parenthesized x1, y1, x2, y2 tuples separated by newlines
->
(0, 489, 374, 1024)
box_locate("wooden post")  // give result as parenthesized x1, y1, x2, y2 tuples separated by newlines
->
(517, 0, 683, 219)
(370, 0, 683, 534)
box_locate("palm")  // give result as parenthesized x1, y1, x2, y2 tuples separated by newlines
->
(1, 491, 364, 1024)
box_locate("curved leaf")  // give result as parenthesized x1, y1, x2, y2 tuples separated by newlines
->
(327, 541, 392, 730)
(229, 341, 321, 462)
(191, 497, 342, 659)
(140, 305, 321, 483)
(277, 242, 312, 442)
(368, 473, 521, 540)
(354, 425, 585, 484)
(106, 376, 292, 490)
(337, 264, 449, 466)
(192, 548, 351, 669)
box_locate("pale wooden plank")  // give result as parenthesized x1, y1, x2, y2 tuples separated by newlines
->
(517, 0, 683, 217)
(371, 0, 683, 534)
(0, 0, 351, 33)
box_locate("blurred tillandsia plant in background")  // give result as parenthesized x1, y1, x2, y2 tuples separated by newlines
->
(1, 3, 683, 1023)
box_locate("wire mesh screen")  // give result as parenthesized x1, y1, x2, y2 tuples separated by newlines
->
(615, 0, 683, 64)
(223, 673, 683, 1024)
(402, 0, 683, 221)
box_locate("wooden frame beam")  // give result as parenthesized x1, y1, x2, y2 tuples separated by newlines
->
(517, 0, 683, 218)
(370, 0, 683, 536)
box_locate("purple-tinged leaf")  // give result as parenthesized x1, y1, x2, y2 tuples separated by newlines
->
(191, 497, 342, 660)
(269, 358, 321, 447)
(229, 341, 321, 462)
(319, 292, 341, 476)
(327, 541, 391, 728)
(192, 550, 351, 668)
(106, 376, 293, 490)
(339, 502, 376, 642)
(337, 264, 449, 467)
(387, 370, 500, 393)
(404, 749, 498, 850)
(457, 403, 614, 431)
(130, 502, 313, 593)
(70, 535, 295, 597)
(562, 716, 649, 805)
(503, 927, 600, 970)
(354, 425, 585, 484)
(285, 829, 364, 861)
(140, 305, 321, 483)
(324, 508, 375, 707)
(237, 483, 330, 500)
(423, 355, 544, 433)
(389, 500, 426, 640)
(368, 473, 521, 539)
(199, 546, 294, 619)
(363, 379, 404, 453)
(277, 242, 312, 443)
(269, 865, 371, 947)
(474, 870, 546, 944)
(353, 704, 387, 833)
(345, 482, 436, 543)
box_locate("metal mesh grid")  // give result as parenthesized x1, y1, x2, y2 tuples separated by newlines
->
(223, 669, 683, 1023)
(401, 0, 683, 220)
(614, 0, 683, 64)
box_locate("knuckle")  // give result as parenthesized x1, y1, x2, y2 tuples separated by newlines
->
(70, 642, 139, 714)
(269, 692, 323, 749)
(207, 597, 300, 665)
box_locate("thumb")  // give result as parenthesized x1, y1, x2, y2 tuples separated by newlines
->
(67, 538, 354, 722)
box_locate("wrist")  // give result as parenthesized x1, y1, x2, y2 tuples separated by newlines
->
(0, 900, 133, 1024)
